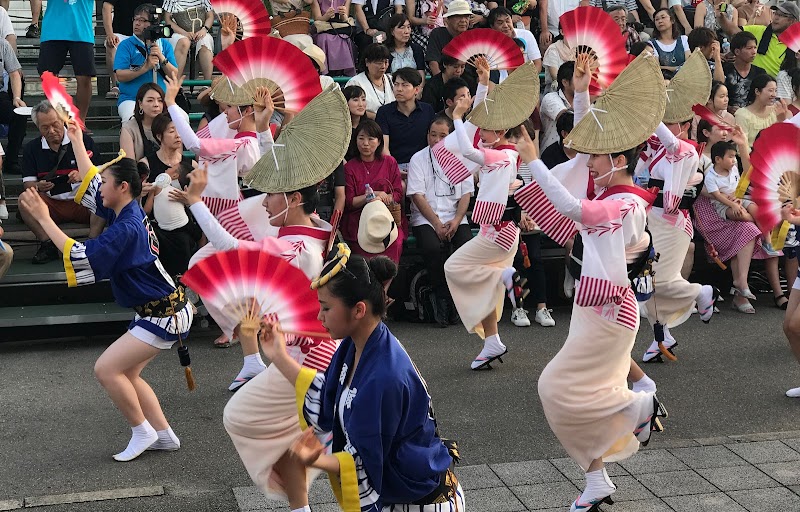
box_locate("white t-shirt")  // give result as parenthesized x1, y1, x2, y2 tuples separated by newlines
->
(515, 28, 541, 62)
(650, 35, 690, 54)
(548, 0, 580, 35)
(407, 146, 474, 227)
(704, 166, 739, 196)
(539, 90, 571, 150)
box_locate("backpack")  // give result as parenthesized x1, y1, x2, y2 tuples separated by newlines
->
(403, 268, 436, 323)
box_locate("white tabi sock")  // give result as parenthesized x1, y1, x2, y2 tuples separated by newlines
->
(147, 427, 181, 451)
(578, 467, 616, 504)
(241, 353, 267, 376)
(113, 420, 158, 462)
(501, 267, 516, 290)
(291, 507, 312, 512)
(632, 374, 657, 394)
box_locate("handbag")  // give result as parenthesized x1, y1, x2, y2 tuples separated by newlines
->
(313, 17, 356, 39)
(170, 7, 208, 33)
(272, 9, 312, 36)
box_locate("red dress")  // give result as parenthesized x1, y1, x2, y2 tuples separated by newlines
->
(343, 155, 407, 263)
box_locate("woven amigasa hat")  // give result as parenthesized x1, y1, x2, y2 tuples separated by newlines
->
(662, 49, 712, 124)
(564, 51, 666, 154)
(467, 62, 540, 130)
(245, 84, 351, 193)
(210, 75, 261, 106)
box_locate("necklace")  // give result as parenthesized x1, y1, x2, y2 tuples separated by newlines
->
(369, 74, 388, 106)
(360, 158, 379, 176)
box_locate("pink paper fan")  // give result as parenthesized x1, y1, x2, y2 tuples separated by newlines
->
(212, 37, 322, 112)
(212, 0, 272, 39)
(442, 28, 525, 70)
(40, 71, 85, 130)
(692, 104, 734, 129)
(779, 22, 800, 53)
(748, 123, 800, 234)
(560, 6, 628, 92)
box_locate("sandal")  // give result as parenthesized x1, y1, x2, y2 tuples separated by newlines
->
(733, 286, 757, 300)
(105, 86, 119, 99)
(732, 301, 756, 314)
(214, 333, 239, 348)
(774, 294, 789, 310)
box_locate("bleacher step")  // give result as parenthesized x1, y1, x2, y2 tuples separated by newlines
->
(0, 302, 131, 327)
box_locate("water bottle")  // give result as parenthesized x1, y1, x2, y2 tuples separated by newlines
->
(365, 183, 376, 201)
(722, 37, 730, 55)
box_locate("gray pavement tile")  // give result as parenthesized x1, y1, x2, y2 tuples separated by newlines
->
(780, 437, 800, 453)
(233, 486, 284, 511)
(695, 436, 733, 446)
(728, 487, 800, 511)
(695, 465, 779, 491)
(725, 440, 800, 465)
(510, 481, 581, 510)
(567, 476, 655, 502)
(603, 499, 674, 511)
(0, 500, 21, 511)
(646, 438, 701, 449)
(617, 449, 689, 475)
(664, 492, 747, 512)
(456, 464, 504, 490)
(23, 487, 165, 507)
(636, 470, 718, 497)
(729, 431, 800, 442)
(790, 485, 800, 496)
(489, 460, 567, 486)
(466, 487, 527, 511)
(668, 445, 748, 470)
(308, 480, 337, 505)
(549, 458, 628, 481)
(756, 461, 800, 486)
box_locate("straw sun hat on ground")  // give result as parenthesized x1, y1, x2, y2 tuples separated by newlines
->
(467, 61, 540, 130)
(564, 51, 667, 154)
(662, 49, 712, 124)
(358, 200, 399, 254)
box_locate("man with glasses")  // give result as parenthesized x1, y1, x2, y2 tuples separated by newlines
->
(114, 3, 179, 120)
(102, 0, 151, 100)
(604, 4, 648, 52)
(720, 0, 798, 77)
(425, 0, 477, 91)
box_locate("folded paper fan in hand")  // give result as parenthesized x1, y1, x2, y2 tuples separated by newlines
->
(692, 104, 734, 130)
(748, 123, 800, 234)
(779, 22, 800, 53)
(212, 0, 271, 39)
(40, 71, 86, 130)
(181, 249, 331, 340)
(560, 6, 628, 94)
(467, 61, 540, 130)
(213, 37, 322, 112)
(442, 28, 525, 70)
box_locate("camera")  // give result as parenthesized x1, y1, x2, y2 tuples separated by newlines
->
(142, 7, 174, 42)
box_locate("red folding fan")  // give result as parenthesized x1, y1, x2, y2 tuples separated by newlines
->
(213, 37, 322, 113)
(779, 22, 800, 53)
(748, 123, 800, 234)
(212, 0, 271, 39)
(442, 28, 525, 70)
(560, 6, 628, 94)
(40, 71, 86, 130)
(692, 104, 734, 130)
(181, 248, 331, 340)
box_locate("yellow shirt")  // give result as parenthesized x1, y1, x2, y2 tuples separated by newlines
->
(734, 106, 777, 146)
(744, 25, 786, 77)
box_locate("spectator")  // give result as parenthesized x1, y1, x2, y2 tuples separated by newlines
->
(650, 8, 691, 80)
(404, 0, 444, 49)
(788, 69, 800, 116)
(268, 0, 312, 16)
(694, 0, 736, 33)
(687, 27, 725, 83)
(162, 0, 215, 80)
(120, 83, 165, 162)
(0, 0, 41, 38)
(0, 142, 5, 220)
(540, 109, 576, 168)
(0, 5, 16, 50)
(437, 77, 471, 119)
(344, 85, 367, 160)
(723, 31, 766, 113)
(546, 0, 579, 38)
(734, 73, 786, 146)
(102, 0, 141, 100)
(0, 4, 26, 179)
(376, 67, 435, 171)
(352, 0, 404, 54)
(140, 112, 182, 184)
(606, 5, 646, 53)
(299, 42, 337, 89)
(37, 0, 95, 123)
(316, 163, 346, 223)
(736, 0, 771, 27)
(488, 7, 542, 73)
(19, 101, 101, 264)
(311, 0, 356, 77)
(407, 115, 473, 326)
(777, 48, 800, 102)
(691, 81, 735, 140)
(542, 25, 574, 91)
(539, 60, 574, 151)
(719, 1, 798, 77)
(114, 4, 179, 121)
(594, 0, 639, 23)
(425, 0, 473, 78)
(0, 37, 25, 209)
(0, 222, 11, 279)
(345, 44, 395, 119)
(421, 54, 466, 111)
(386, 14, 426, 83)
(343, 119, 407, 262)
(195, 81, 224, 134)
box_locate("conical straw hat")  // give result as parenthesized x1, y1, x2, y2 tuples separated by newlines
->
(564, 51, 666, 154)
(663, 49, 712, 123)
(210, 76, 254, 106)
(467, 62, 540, 130)
(245, 84, 351, 193)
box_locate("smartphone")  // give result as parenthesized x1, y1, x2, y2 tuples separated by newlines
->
(719, 3, 728, 12)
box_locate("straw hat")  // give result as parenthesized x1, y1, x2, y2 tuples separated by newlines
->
(245, 84, 352, 192)
(662, 49, 712, 124)
(467, 62, 540, 130)
(564, 51, 666, 154)
(210, 76, 255, 106)
(357, 200, 399, 254)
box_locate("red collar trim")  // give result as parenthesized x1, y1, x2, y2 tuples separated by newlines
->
(278, 224, 329, 241)
(493, 144, 517, 152)
(597, 184, 657, 205)
(235, 131, 256, 139)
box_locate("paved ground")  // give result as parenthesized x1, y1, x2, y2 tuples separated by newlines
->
(0, 298, 797, 511)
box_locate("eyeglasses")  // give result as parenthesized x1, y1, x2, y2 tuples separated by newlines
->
(133, 17, 150, 23)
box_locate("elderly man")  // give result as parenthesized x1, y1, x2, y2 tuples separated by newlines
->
(18, 101, 101, 264)
(605, 4, 647, 52)
(426, 0, 478, 90)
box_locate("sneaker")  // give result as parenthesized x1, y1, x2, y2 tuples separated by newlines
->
(786, 387, 800, 398)
(534, 307, 555, 327)
(105, 86, 120, 99)
(32, 240, 58, 264)
(0, 202, 7, 220)
(761, 238, 781, 257)
(25, 24, 40, 38)
(511, 308, 530, 327)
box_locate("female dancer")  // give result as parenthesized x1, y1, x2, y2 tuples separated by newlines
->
(18, 123, 193, 462)
(442, 57, 524, 370)
(256, 247, 464, 511)
(515, 55, 666, 510)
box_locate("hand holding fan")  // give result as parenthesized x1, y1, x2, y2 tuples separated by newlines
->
(181, 249, 331, 340)
(442, 28, 525, 70)
(748, 123, 800, 234)
(213, 37, 322, 113)
(40, 71, 86, 130)
(559, 6, 628, 94)
(779, 21, 800, 53)
(212, 0, 272, 40)
(692, 104, 734, 130)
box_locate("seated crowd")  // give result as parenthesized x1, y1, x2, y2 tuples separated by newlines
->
(1, 0, 798, 333)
